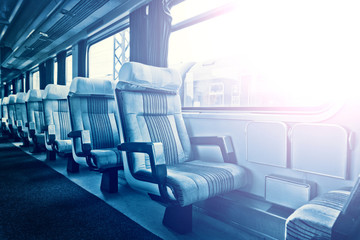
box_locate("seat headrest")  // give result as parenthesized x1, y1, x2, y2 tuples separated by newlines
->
(2, 97, 9, 105)
(69, 77, 114, 96)
(8, 95, 17, 104)
(43, 84, 69, 100)
(116, 62, 182, 94)
(25, 89, 44, 102)
(15, 92, 27, 103)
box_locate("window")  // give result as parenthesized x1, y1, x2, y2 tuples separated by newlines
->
(169, 1, 360, 108)
(66, 55, 72, 86)
(54, 60, 58, 85)
(31, 70, 40, 90)
(88, 28, 129, 80)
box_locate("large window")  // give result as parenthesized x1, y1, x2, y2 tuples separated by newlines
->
(66, 55, 72, 86)
(31, 70, 40, 90)
(88, 28, 129, 80)
(169, 1, 360, 108)
(54, 60, 58, 85)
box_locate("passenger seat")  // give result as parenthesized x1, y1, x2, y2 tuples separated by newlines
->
(115, 62, 248, 233)
(15, 92, 30, 147)
(43, 84, 72, 161)
(7, 94, 18, 139)
(1, 96, 9, 135)
(67, 77, 123, 193)
(25, 89, 45, 153)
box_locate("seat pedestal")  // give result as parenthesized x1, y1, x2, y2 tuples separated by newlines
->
(67, 156, 79, 173)
(46, 150, 56, 161)
(163, 204, 192, 234)
(100, 168, 118, 193)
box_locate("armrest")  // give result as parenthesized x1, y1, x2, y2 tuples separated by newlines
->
(46, 124, 56, 144)
(190, 136, 237, 163)
(25, 122, 29, 127)
(68, 130, 91, 155)
(16, 120, 23, 132)
(118, 142, 168, 200)
(28, 122, 36, 136)
(1, 118, 6, 123)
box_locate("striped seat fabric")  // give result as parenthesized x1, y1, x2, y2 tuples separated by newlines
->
(1, 97, 9, 133)
(7, 95, 17, 137)
(116, 62, 248, 207)
(68, 77, 122, 170)
(14, 92, 30, 146)
(25, 89, 45, 151)
(43, 84, 72, 154)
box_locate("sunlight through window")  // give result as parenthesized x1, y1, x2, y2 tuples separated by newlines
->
(169, 0, 360, 108)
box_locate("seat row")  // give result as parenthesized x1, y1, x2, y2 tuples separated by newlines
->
(0, 62, 248, 234)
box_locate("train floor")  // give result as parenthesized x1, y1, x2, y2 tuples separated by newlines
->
(4, 139, 262, 240)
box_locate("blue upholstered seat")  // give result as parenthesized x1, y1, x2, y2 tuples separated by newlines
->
(15, 92, 30, 146)
(25, 89, 45, 152)
(67, 77, 123, 192)
(285, 189, 351, 240)
(42, 84, 72, 160)
(1, 96, 9, 134)
(7, 95, 17, 137)
(285, 177, 360, 240)
(115, 62, 248, 233)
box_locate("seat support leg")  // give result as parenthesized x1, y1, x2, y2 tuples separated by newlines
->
(20, 138, 30, 147)
(100, 168, 118, 193)
(67, 156, 79, 173)
(163, 204, 192, 234)
(46, 150, 56, 161)
(31, 143, 41, 153)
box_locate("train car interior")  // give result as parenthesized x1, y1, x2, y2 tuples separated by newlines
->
(0, 0, 360, 239)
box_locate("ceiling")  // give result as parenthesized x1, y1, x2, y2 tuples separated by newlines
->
(0, 0, 149, 84)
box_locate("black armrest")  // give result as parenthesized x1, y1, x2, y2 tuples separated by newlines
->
(25, 122, 29, 128)
(118, 142, 169, 200)
(190, 136, 237, 163)
(68, 130, 91, 155)
(46, 124, 56, 145)
(16, 120, 23, 132)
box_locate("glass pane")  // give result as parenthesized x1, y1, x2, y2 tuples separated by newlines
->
(54, 61, 58, 85)
(169, 1, 360, 108)
(66, 55, 72, 86)
(31, 71, 40, 90)
(89, 28, 129, 80)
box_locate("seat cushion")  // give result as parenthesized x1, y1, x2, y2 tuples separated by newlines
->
(54, 139, 72, 154)
(90, 148, 122, 170)
(166, 160, 247, 207)
(285, 189, 351, 240)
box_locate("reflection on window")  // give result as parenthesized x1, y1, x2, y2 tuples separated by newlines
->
(89, 28, 129, 80)
(31, 71, 40, 90)
(170, 1, 360, 108)
(66, 55, 72, 86)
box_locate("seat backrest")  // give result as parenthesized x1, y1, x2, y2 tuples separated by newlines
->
(15, 92, 28, 132)
(115, 62, 191, 174)
(25, 89, 45, 134)
(8, 95, 17, 129)
(68, 77, 121, 157)
(2, 97, 9, 120)
(43, 84, 71, 141)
